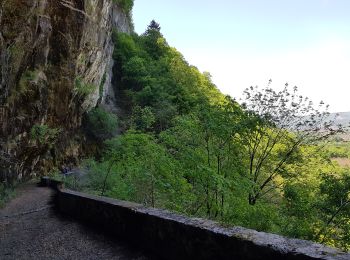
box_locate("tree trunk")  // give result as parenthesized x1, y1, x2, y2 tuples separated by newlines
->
(249, 193, 257, 205)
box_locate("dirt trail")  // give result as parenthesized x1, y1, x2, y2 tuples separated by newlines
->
(0, 183, 155, 260)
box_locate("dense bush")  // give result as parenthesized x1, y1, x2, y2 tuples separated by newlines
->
(30, 124, 60, 146)
(113, 0, 134, 14)
(0, 183, 15, 208)
(74, 77, 96, 97)
(85, 107, 118, 140)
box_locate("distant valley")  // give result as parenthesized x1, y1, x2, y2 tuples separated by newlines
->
(331, 111, 350, 126)
(329, 111, 350, 141)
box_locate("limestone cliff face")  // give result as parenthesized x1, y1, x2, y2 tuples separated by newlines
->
(0, 0, 131, 181)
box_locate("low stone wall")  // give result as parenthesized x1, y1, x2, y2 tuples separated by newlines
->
(41, 177, 349, 260)
(39, 177, 64, 190)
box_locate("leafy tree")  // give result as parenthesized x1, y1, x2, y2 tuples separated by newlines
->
(141, 20, 167, 59)
(146, 20, 161, 32)
(93, 131, 190, 209)
(122, 56, 149, 91)
(240, 83, 342, 205)
(279, 147, 328, 239)
(317, 171, 350, 250)
(112, 25, 226, 134)
(112, 32, 139, 64)
(152, 99, 177, 131)
(113, 0, 134, 14)
(160, 101, 245, 218)
(130, 106, 155, 131)
(85, 107, 118, 140)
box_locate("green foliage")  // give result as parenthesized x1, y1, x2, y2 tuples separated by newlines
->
(325, 142, 350, 158)
(85, 107, 118, 140)
(48, 169, 83, 191)
(72, 19, 350, 250)
(84, 131, 191, 209)
(112, 0, 134, 14)
(112, 22, 224, 133)
(47, 168, 62, 179)
(224, 197, 281, 233)
(74, 77, 96, 97)
(130, 106, 155, 131)
(317, 171, 350, 250)
(239, 85, 341, 205)
(30, 124, 60, 146)
(112, 32, 139, 62)
(0, 183, 16, 208)
(141, 20, 166, 59)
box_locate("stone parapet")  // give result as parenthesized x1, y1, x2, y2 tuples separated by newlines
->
(41, 177, 350, 260)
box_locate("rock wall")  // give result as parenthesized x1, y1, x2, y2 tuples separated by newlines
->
(0, 0, 130, 182)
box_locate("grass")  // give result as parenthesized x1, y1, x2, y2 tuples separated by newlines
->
(0, 183, 16, 208)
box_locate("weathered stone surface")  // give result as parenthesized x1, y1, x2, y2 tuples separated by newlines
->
(41, 178, 349, 260)
(0, 0, 130, 181)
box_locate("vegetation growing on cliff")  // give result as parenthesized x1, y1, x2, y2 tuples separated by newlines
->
(85, 107, 118, 141)
(72, 21, 350, 250)
(111, 21, 224, 132)
(74, 77, 96, 98)
(113, 0, 134, 22)
(30, 124, 61, 147)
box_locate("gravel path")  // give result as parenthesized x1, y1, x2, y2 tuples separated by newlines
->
(0, 183, 157, 260)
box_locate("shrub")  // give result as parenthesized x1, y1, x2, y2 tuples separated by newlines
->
(85, 107, 118, 140)
(113, 0, 134, 14)
(74, 77, 96, 97)
(0, 183, 16, 208)
(131, 106, 155, 131)
(30, 124, 60, 146)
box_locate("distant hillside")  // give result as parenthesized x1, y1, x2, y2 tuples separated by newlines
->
(331, 111, 350, 126)
(328, 112, 350, 141)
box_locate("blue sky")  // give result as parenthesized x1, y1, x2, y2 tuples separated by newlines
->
(133, 0, 350, 112)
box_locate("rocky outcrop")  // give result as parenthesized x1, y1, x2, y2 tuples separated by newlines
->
(0, 0, 131, 182)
